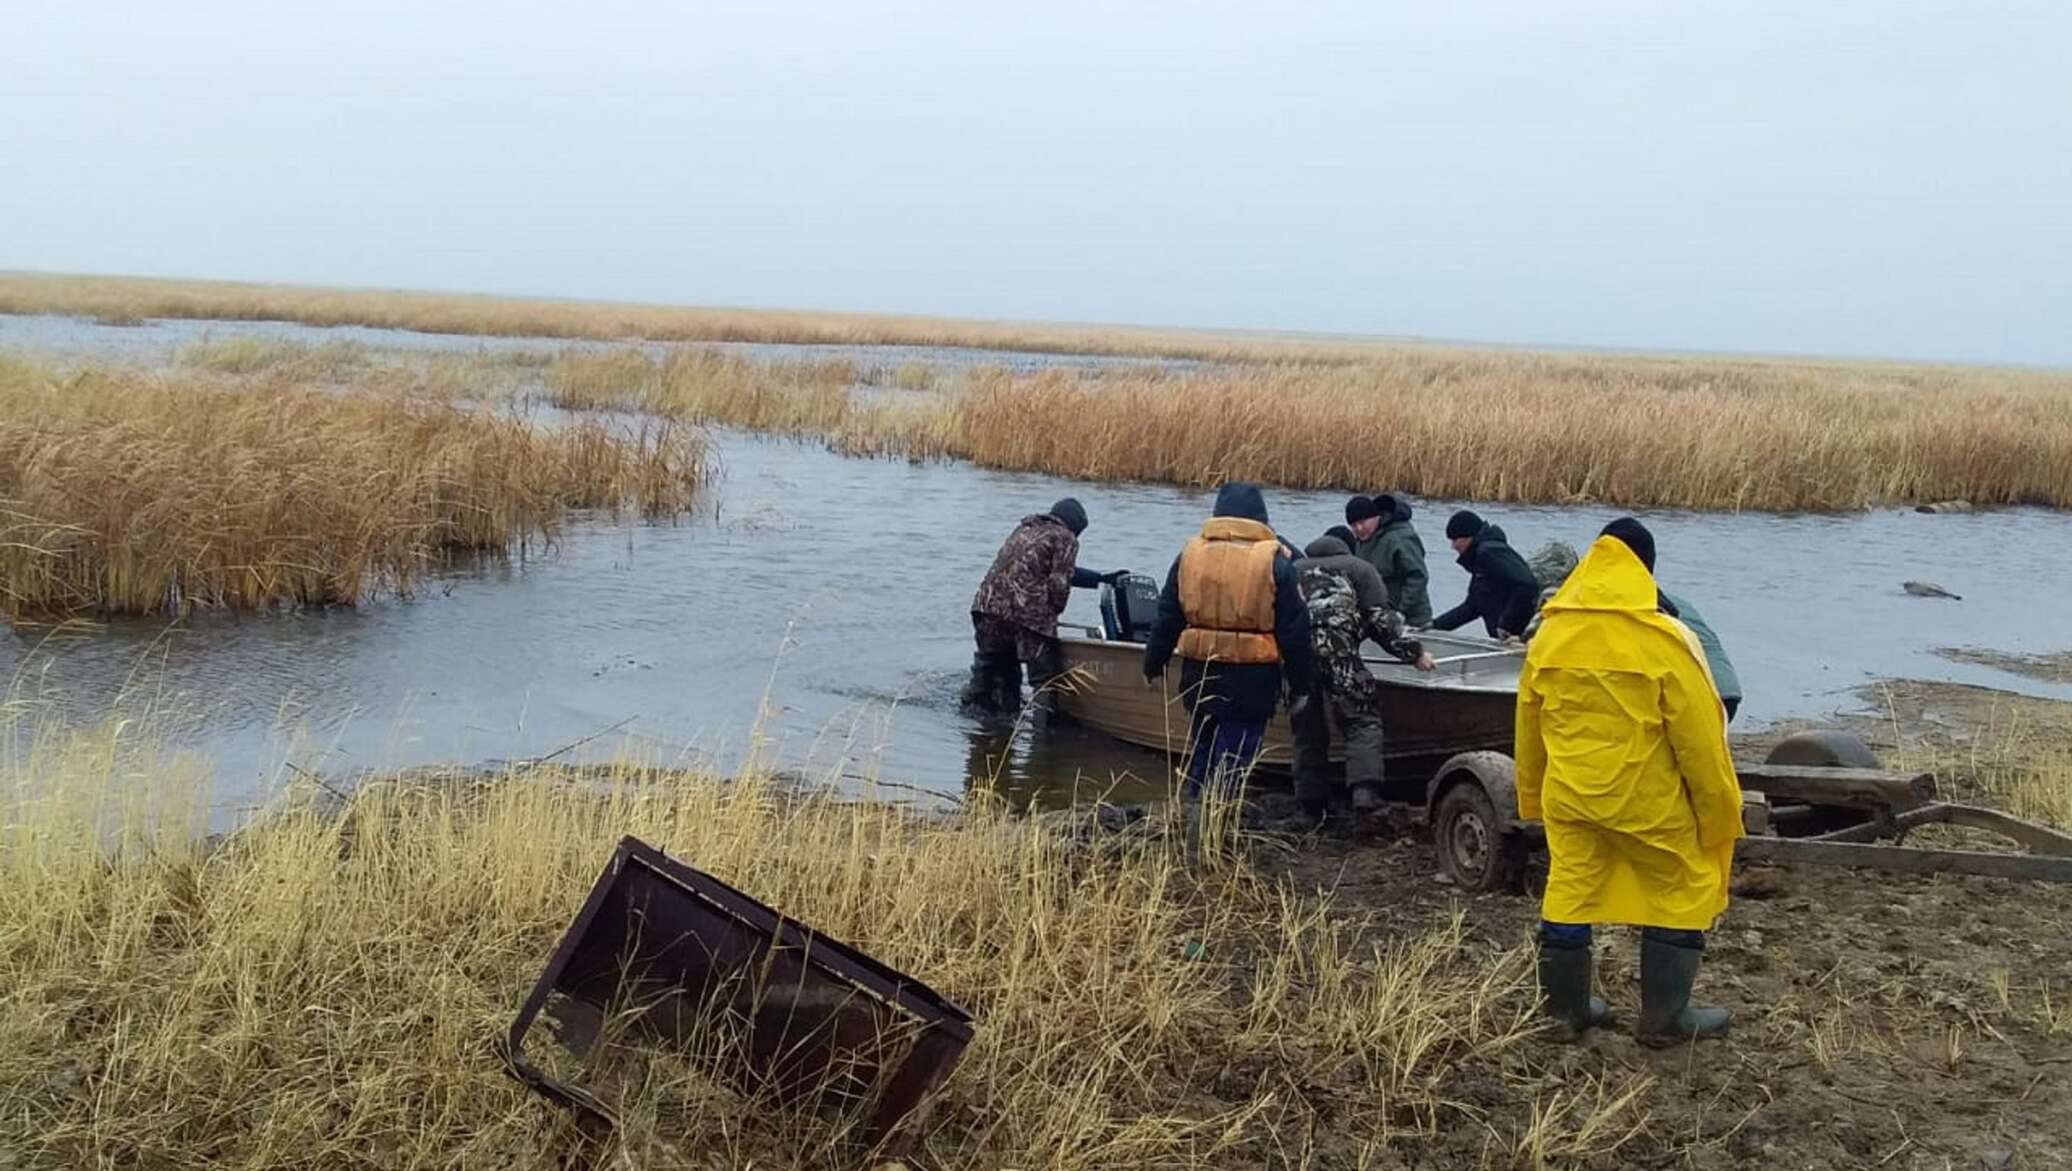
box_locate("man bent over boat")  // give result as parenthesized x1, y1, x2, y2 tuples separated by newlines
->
(963, 498, 1126, 722)
(1289, 535, 1435, 820)
(1517, 517, 1743, 1045)
(1141, 483, 1313, 797)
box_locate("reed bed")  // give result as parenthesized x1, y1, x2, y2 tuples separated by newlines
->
(544, 346, 858, 434)
(520, 342, 2072, 510)
(825, 359, 2070, 511)
(0, 715, 1660, 1170)
(0, 357, 705, 617)
(0, 270, 1372, 364)
(18, 273, 2072, 508)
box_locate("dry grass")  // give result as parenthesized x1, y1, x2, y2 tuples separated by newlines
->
(0, 357, 705, 617)
(544, 347, 859, 435)
(540, 345, 2072, 510)
(0, 270, 1384, 363)
(927, 362, 2072, 511)
(1918, 731, 2072, 830)
(14, 273, 2072, 510)
(0, 715, 1559, 1170)
(176, 335, 371, 379)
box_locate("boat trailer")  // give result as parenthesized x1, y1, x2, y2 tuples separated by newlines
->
(1426, 731, 2072, 892)
(1734, 761, 2072, 883)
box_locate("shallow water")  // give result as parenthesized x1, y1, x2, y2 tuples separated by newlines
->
(5, 315, 2071, 816)
(0, 312, 1194, 375)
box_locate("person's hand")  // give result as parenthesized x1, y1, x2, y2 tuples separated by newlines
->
(1414, 652, 1437, 672)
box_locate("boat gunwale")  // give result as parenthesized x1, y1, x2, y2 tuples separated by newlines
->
(1057, 630, 1522, 697)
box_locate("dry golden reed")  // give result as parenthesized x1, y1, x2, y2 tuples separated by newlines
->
(0, 357, 705, 617)
(0, 716, 1587, 1170)
(0, 270, 1357, 363)
(13, 271, 2072, 510)
(543, 346, 857, 434)
(524, 345, 2072, 510)
(922, 361, 2072, 511)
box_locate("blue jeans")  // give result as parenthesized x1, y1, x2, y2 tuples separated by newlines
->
(1184, 717, 1266, 797)
(1540, 922, 1706, 949)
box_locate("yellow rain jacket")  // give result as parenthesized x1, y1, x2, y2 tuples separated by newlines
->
(1515, 536, 1743, 930)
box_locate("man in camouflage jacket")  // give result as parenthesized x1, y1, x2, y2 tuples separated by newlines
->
(962, 498, 1124, 721)
(1290, 535, 1436, 816)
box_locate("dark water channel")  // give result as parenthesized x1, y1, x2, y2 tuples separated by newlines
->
(5, 315, 2071, 817)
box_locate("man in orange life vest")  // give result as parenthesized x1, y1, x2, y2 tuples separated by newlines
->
(1142, 482, 1314, 794)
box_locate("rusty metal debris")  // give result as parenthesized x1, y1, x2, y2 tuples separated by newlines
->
(499, 836, 975, 1156)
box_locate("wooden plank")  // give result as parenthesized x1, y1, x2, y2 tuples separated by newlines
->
(1737, 837, 2072, 883)
(1730, 764, 1937, 811)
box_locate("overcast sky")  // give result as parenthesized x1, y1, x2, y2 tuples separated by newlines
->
(4, 2, 2068, 364)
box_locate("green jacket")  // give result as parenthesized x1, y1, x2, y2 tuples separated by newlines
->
(1356, 518, 1432, 627)
(1658, 590, 1741, 703)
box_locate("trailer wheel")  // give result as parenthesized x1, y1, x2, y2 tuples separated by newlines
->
(1763, 730, 1881, 834)
(1433, 781, 1524, 893)
(1764, 730, 1882, 770)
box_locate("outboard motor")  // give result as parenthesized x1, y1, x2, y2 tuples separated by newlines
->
(1098, 573, 1162, 643)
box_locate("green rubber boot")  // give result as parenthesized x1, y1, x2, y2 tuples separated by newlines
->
(1537, 942, 1611, 1039)
(1637, 933, 1731, 1047)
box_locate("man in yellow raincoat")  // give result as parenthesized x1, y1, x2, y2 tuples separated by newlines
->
(1516, 518, 1743, 1045)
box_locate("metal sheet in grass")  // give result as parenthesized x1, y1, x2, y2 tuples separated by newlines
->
(499, 836, 975, 1156)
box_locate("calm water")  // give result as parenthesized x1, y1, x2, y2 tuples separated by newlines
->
(5, 316, 2070, 815)
(0, 312, 1195, 375)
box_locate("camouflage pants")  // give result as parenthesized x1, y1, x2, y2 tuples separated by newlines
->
(1290, 676, 1386, 811)
(961, 613, 1063, 718)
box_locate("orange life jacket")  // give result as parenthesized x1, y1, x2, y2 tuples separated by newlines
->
(1175, 517, 1282, 664)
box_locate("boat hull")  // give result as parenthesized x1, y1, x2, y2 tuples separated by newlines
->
(1055, 633, 1518, 785)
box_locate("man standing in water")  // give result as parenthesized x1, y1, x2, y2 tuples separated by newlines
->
(1142, 483, 1313, 796)
(1290, 534, 1435, 819)
(1517, 517, 1743, 1045)
(962, 498, 1125, 722)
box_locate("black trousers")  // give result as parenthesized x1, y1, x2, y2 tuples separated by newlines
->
(962, 614, 1063, 716)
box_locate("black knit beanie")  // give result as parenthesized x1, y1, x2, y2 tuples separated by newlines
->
(1050, 497, 1088, 535)
(1600, 516, 1657, 572)
(1344, 495, 1381, 524)
(1445, 510, 1484, 541)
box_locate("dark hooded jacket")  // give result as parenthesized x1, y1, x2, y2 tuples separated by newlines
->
(1143, 483, 1314, 725)
(1431, 522, 1539, 638)
(1355, 495, 1432, 627)
(971, 512, 1081, 636)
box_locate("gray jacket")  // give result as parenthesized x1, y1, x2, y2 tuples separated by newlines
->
(1660, 590, 1741, 703)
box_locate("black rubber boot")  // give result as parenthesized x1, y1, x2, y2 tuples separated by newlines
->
(1637, 933, 1730, 1046)
(1537, 942, 1611, 1039)
(959, 658, 1002, 713)
(961, 648, 1019, 715)
(1023, 643, 1067, 726)
(1288, 685, 1333, 819)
